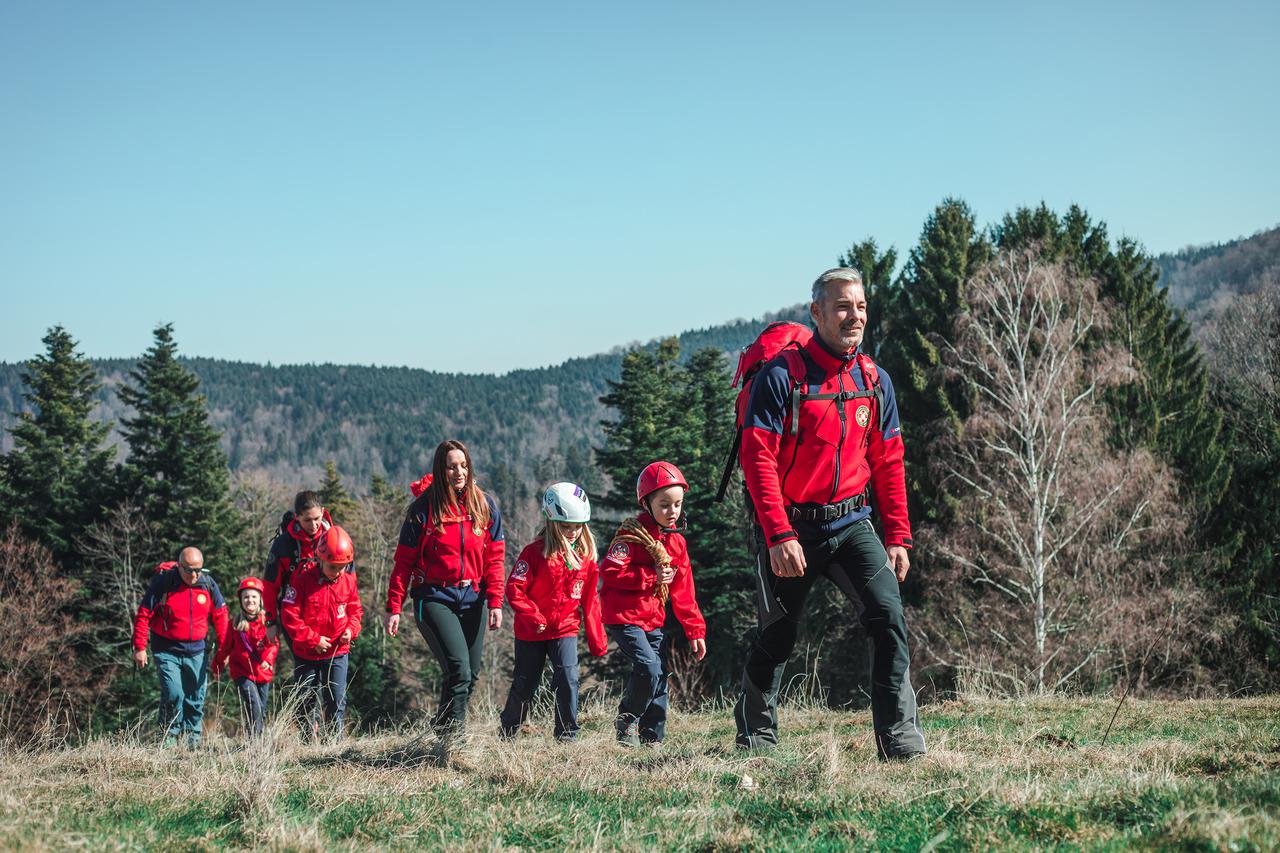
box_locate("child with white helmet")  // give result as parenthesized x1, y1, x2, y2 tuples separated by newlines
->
(499, 482, 607, 742)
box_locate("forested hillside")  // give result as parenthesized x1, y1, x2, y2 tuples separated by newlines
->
(0, 306, 808, 494)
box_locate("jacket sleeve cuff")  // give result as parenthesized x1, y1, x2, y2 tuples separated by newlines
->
(766, 529, 799, 545)
(887, 534, 913, 549)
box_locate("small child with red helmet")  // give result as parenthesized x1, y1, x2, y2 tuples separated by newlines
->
(599, 461, 707, 747)
(212, 576, 280, 738)
(279, 524, 363, 740)
(499, 482, 608, 742)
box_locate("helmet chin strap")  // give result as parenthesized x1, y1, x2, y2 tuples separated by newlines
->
(642, 497, 687, 534)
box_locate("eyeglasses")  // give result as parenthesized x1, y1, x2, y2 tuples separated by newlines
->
(179, 564, 204, 575)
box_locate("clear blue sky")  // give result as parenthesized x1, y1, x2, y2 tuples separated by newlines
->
(3, 1, 1277, 373)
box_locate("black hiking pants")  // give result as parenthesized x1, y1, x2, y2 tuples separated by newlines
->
(734, 517, 926, 758)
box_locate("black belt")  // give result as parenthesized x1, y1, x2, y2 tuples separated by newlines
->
(786, 492, 867, 522)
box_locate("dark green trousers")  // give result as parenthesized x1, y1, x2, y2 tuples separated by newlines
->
(734, 517, 926, 758)
(415, 597, 487, 733)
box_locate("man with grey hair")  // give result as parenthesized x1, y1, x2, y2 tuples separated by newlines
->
(733, 267, 926, 759)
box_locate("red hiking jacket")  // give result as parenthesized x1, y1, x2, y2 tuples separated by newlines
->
(740, 335, 912, 548)
(262, 509, 333, 623)
(132, 569, 230, 655)
(385, 493, 506, 613)
(279, 565, 364, 661)
(212, 615, 279, 683)
(506, 541, 607, 655)
(598, 513, 706, 639)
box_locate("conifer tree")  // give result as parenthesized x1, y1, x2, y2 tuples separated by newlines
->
(596, 338, 682, 515)
(118, 324, 246, 572)
(877, 198, 992, 528)
(836, 238, 898, 358)
(318, 460, 357, 525)
(0, 326, 115, 567)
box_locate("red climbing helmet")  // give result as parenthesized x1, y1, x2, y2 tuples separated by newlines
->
(238, 577, 265, 595)
(636, 461, 688, 505)
(317, 525, 355, 565)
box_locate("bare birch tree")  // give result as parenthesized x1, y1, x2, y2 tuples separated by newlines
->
(915, 249, 1206, 695)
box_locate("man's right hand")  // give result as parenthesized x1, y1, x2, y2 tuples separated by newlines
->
(769, 539, 807, 577)
(133, 649, 148, 668)
(384, 613, 400, 637)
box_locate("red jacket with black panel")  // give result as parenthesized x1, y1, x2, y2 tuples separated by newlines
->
(262, 509, 333, 624)
(132, 568, 230, 656)
(740, 335, 912, 549)
(385, 492, 506, 614)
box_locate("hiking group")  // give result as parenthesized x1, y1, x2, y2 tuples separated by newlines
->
(131, 267, 927, 761)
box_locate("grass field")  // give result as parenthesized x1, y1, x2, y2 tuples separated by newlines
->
(3, 695, 1278, 851)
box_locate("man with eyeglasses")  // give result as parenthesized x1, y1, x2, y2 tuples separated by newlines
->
(131, 547, 230, 748)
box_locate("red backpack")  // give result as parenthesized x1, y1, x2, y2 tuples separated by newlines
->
(715, 322, 813, 501)
(715, 321, 883, 501)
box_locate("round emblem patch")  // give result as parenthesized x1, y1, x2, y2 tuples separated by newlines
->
(512, 560, 530, 579)
(855, 405, 871, 428)
(196, 593, 207, 605)
(609, 541, 631, 561)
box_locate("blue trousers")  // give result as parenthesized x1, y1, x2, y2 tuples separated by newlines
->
(235, 678, 271, 738)
(499, 637, 581, 740)
(153, 649, 209, 744)
(293, 654, 349, 740)
(607, 624, 670, 743)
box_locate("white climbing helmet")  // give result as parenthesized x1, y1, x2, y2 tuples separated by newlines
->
(543, 482, 591, 523)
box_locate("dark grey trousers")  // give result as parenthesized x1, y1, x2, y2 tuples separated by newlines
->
(734, 518, 926, 758)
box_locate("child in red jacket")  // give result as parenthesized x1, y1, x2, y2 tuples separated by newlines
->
(212, 577, 279, 738)
(499, 482, 607, 742)
(280, 525, 363, 741)
(600, 461, 707, 747)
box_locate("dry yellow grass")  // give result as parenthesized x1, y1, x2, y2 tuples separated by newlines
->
(2, 694, 1278, 850)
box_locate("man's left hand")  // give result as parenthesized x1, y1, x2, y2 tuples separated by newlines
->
(888, 545, 911, 583)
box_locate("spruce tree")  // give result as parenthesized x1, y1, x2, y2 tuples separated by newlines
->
(877, 198, 992, 527)
(596, 338, 682, 515)
(318, 460, 357, 525)
(0, 326, 115, 567)
(836, 238, 898, 358)
(118, 324, 246, 573)
(670, 347, 753, 685)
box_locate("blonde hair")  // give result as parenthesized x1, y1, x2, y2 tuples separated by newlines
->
(539, 520, 596, 570)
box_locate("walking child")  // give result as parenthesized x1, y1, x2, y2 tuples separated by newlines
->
(279, 525, 363, 740)
(500, 482, 607, 742)
(599, 461, 707, 747)
(212, 577, 279, 738)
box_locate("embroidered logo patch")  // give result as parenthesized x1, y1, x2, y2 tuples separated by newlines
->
(609, 542, 631, 561)
(512, 560, 530, 579)
(196, 593, 207, 606)
(337, 604, 346, 619)
(571, 579, 584, 599)
(282, 586, 297, 604)
(855, 405, 871, 428)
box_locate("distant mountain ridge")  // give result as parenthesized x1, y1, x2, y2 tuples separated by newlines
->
(1156, 224, 1280, 318)
(0, 304, 808, 495)
(3, 224, 1277, 496)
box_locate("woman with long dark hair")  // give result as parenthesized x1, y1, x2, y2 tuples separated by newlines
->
(384, 439, 505, 740)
